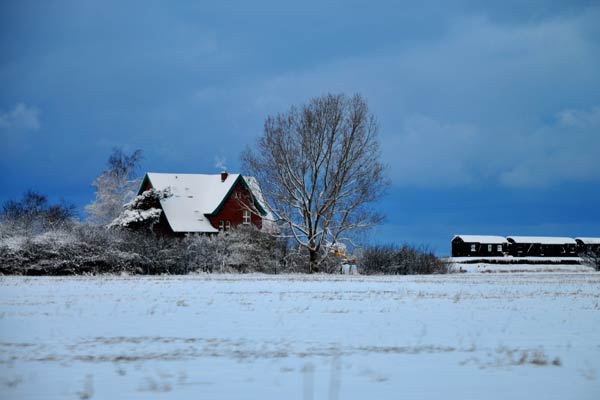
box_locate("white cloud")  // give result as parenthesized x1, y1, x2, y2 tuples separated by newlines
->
(380, 105, 600, 188)
(382, 115, 483, 186)
(498, 105, 600, 187)
(0, 103, 42, 157)
(556, 106, 600, 128)
(0, 103, 41, 132)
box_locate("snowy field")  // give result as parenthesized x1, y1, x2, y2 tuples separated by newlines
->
(451, 263, 595, 273)
(1, 273, 599, 399)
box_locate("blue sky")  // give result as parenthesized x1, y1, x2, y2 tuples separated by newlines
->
(1, 0, 599, 254)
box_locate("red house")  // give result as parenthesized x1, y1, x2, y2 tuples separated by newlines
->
(138, 172, 270, 235)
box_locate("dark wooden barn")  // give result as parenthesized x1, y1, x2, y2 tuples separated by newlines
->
(506, 236, 577, 257)
(451, 235, 507, 257)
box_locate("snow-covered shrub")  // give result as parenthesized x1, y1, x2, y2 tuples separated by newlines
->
(110, 208, 162, 231)
(183, 234, 228, 273)
(223, 226, 286, 273)
(183, 226, 286, 273)
(109, 188, 170, 231)
(357, 244, 448, 275)
(0, 223, 153, 275)
(1, 215, 332, 276)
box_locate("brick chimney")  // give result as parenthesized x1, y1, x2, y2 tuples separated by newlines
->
(221, 171, 228, 182)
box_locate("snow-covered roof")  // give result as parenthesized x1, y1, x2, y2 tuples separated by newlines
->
(452, 235, 507, 244)
(575, 237, 600, 244)
(244, 176, 278, 233)
(507, 236, 577, 245)
(142, 172, 257, 233)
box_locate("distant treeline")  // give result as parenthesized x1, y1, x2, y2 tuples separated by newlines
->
(0, 191, 449, 276)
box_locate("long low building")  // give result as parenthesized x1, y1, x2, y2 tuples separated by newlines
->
(506, 236, 577, 257)
(452, 235, 600, 258)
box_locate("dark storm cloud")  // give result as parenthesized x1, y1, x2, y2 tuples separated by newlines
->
(1, 0, 599, 252)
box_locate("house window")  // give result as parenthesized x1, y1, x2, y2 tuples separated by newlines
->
(470, 244, 476, 252)
(487, 244, 492, 252)
(243, 210, 251, 225)
(218, 220, 224, 231)
(225, 221, 231, 231)
(497, 245, 502, 252)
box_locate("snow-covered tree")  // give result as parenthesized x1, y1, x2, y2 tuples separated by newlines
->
(109, 188, 170, 231)
(86, 148, 143, 226)
(242, 93, 388, 273)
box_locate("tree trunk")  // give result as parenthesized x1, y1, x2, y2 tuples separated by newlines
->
(309, 249, 319, 274)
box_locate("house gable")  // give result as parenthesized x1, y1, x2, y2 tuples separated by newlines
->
(208, 175, 267, 217)
(207, 179, 263, 231)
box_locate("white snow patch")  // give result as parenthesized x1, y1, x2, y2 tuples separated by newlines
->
(576, 237, 600, 244)
(452, 235, 507, 244)
(507, 236, 577, 245)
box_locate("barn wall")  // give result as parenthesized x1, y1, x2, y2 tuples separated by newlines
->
(152, 210, 179, 237)
(508, 243, 577, 257)
(452, 241, 506, 257)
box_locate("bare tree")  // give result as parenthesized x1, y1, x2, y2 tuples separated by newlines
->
(1, 190, 76, 234)
(242, 93, 388, 273)
(86, 148, 143, 226)
(581, 249, 600, 271)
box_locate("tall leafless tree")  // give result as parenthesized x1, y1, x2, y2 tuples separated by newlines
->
(242, 93, 388, 273)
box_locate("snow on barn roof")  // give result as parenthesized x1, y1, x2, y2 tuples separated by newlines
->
(507, 236, 577, 245)
(575, 237, 600, 244)
(452, 235, 507, 244)
(141, 172, 261, 233)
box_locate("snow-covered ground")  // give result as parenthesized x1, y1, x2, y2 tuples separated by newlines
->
(450, 256, 584, 263)
(451, 263, 595, 273)
(448, 256, 596, 273)
(1, 273, 599, 399)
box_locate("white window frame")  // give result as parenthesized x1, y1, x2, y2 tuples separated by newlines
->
(218, 220, 224, 231)
(497, 244, 502, 252)
(470, 244, 476, 252)
(243, 210, 251, 225)
(225, 221, 231, 231)
(487, 244, 492, 252)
